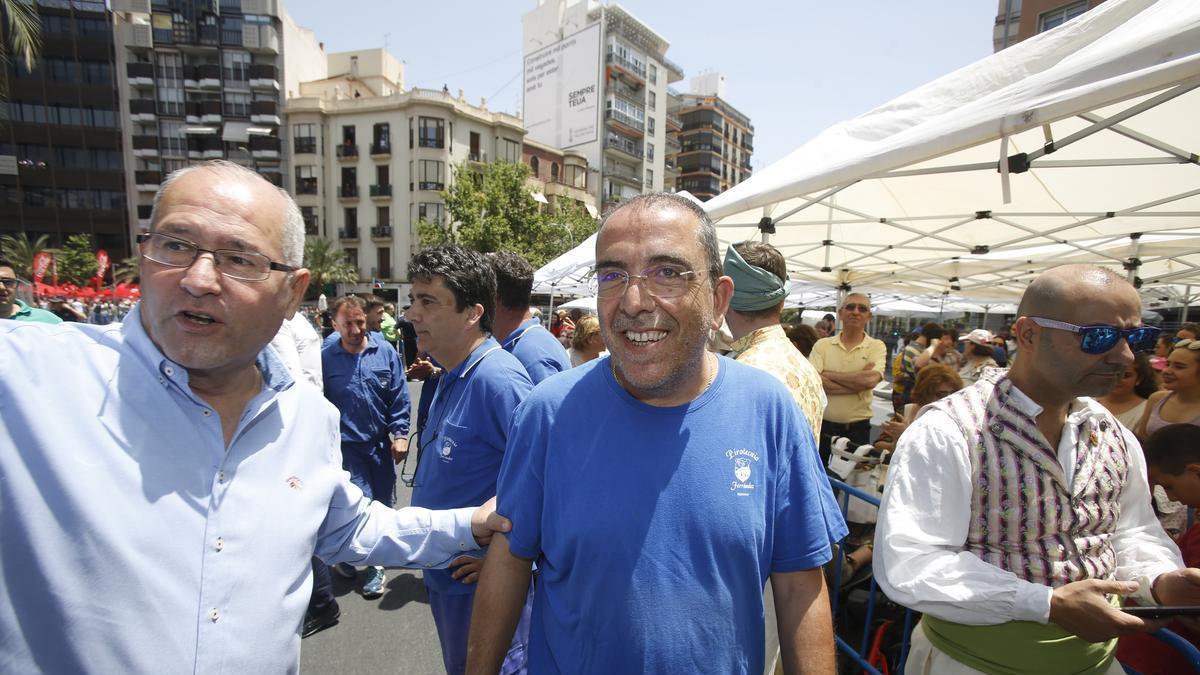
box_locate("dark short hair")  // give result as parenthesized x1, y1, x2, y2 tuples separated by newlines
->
(363, 295, 386, 313)
(0, 256, 14, 274)
(1144, 423, 1200, 475)
(599, 192, 721, 282)
(330, 294, 366, 317)
(920, 323, 945, 341)
(489, 251, 533, 311)
(409, 245, 496, 334)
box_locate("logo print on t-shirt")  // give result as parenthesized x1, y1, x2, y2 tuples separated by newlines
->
(726, 448, 760, 496)
(440, 436, 456, 463)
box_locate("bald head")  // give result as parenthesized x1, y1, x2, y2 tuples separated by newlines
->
(1017, 265, 1135, 320)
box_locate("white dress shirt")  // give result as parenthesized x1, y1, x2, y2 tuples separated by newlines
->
(875, 385, 1182, 625)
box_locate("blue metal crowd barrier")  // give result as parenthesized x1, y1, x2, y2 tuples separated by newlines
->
(825, 478, 1200, 675)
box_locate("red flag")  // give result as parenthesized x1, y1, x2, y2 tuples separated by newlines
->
(32, 251, 52, 285)
(95, 249, 110, 279)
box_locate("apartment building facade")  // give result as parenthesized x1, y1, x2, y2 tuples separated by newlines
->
(666, 75, 754, 201)
(522, 0, 683, 213)
(111, 0, 325, 239)
(286, 51, 533, 289)
(0, 0, 129, 257)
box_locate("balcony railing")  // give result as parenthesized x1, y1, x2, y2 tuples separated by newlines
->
(303, 216, 319, 236)
(418, 181, 444, 191)
(371, 225, 392, 238)
(248, 63, 278, 80)
(370, 142, 391, 155)
(295, 177, 318, 195)
(129, 99, 156, 115)
(338, 184, 358, 198)
(135, 170, 161, 185)
(604, 108, 645, 133)
(604, 134, 643, 159)
(418, 136, 444, 149)
(132, 135, 159, 150)
(369, 184, 392, 197)
(126, 62, 154, 80)
(293, 137, 316, 154)
(249, 135, 280, 152)
(338, 227, 359, 240)
(251, 100, 277, 116)
(605, 51, 646, 80)
(336, 144, 358, 158)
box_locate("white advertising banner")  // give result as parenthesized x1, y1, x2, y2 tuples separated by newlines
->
(523, 23, 601, 149)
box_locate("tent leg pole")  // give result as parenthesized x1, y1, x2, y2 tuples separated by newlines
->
(1183, 285, 1191, 324)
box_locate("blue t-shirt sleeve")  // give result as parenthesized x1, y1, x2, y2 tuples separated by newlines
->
(496, 398, 545, 560)
(771, 417, 847, 572)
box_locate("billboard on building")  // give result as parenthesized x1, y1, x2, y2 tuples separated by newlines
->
(523, 23, 601, 149)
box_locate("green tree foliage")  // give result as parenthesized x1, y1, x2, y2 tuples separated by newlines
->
(0, 231, 50, 278)
(114, 255, 141, 284)
(303, 236, 358, 298)
(418, 161, 597, 268)
(54, 234, 99, 286)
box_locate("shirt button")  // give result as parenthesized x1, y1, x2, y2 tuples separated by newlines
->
(209, 608, 220, 622)
(218, 471, 226, 483)
(164, 366, 174, 376)
(215, 537, 224, 551)
(202, 409, 212, 417)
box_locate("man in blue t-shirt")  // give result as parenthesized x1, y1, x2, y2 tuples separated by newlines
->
(489, 251, 570, 385)
(407, 246, 534, 675)
(468, 194, 847, 674)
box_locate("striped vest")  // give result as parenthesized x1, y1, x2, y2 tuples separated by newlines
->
(927, 370, 1129, 586)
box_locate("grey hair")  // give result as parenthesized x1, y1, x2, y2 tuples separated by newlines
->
(598, 192, 721, 281)
(150, 160, 305, 267)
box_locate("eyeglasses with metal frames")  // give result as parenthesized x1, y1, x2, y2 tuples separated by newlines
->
(590, 265, 704, 299)
(1028, 316, 1160, 355)
(137, 232, 295, 282)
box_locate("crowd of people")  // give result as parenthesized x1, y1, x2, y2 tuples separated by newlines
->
(2, 159, 1198, 675)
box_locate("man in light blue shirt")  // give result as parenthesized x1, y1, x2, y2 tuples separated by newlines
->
(489, 251, 570, 385)
(0, 161, 508, 674)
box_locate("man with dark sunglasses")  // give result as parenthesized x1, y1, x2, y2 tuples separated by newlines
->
(875, 264, 1197, 674)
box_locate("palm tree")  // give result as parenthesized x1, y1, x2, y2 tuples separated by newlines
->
(0, 232, 50, 278)
(113, 255, 141, 284)
(2, 0, 42, 97)
(303, 237, 358, 298)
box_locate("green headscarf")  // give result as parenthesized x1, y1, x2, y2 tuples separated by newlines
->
(723, 244, 787, 311)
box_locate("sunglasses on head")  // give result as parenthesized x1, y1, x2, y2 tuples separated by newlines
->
(1028, 317, 1160, 355)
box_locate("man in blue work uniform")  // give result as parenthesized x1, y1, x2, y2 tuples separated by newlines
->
(321, 294, 410, 599)
(408, 245, 534, 674)
(488, 251, 569, 384)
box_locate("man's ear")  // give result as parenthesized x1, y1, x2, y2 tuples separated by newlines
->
(710, 274, 734, 331)
(1012, 316, 1038, 350)
(465, 303, 484, 328)
(283, 269, 311, 320)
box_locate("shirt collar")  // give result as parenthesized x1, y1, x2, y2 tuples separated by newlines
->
(327, 330, 383, 356)
(501, 318, 543, 350)
(448, 336, 503, 380)
(11, 298, 33, 318)
(121, 302, 294, 394)
(729, 324, 784, 356)
(1006, 380, 1099, 423)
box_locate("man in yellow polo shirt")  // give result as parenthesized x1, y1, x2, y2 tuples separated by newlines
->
(808, 293, 886, 462)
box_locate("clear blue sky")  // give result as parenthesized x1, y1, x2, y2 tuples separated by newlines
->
(283, 1, 998, 169)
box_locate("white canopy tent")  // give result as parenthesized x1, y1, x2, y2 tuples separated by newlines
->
(704, 0, 1200, 309)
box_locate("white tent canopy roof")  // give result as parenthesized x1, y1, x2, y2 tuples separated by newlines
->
(704, 0, 1200, 305)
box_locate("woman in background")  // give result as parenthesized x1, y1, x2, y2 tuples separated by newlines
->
(1095, 353, 1157, 430)
(568, 315, 605, 367)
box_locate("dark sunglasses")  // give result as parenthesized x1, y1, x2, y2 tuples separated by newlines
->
(841, 303, 870, 313)
(1029, 317, 1160, 355)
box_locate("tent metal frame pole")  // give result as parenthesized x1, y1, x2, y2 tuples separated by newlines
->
(1183, 285, 1191, 324)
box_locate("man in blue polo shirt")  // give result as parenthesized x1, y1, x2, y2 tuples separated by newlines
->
(408, 245, 534, 674)
(468, 193, 846, 674)
(320, 294, 410, 600)
(488, 251, 569, 385)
